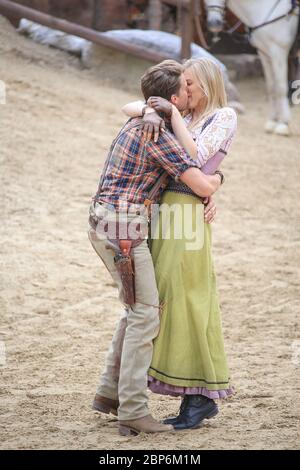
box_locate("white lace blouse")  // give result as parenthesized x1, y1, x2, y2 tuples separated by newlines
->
(184, 107, 237, 168)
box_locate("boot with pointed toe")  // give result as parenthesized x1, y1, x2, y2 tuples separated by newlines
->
(92, 394, 119, 416)
(163, 395, 189, 425)
(173, 395, 218, 431)
(119, 414, 174, 436)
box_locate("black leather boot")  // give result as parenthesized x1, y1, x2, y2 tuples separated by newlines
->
(173, 395, 218, 430)
(163, 395, 189, 425)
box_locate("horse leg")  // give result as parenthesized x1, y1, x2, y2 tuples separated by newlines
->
(258, 51, 278, 133)
(271, 47, 291, 136)
(288, 44, 300, 101)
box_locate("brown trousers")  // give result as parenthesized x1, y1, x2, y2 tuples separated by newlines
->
(88, 202, 160, 420)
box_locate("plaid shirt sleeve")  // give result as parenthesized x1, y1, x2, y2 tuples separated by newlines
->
(145, 131, 200, 179)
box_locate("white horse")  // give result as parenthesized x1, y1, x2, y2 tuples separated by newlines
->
(204, 0, 300, 136)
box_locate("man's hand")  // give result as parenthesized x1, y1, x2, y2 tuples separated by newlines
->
(147, 96, 173, 118)
(141, 110, 165, 142)
(203, 196, 217, 224)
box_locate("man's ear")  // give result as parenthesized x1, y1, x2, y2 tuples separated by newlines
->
(170, 95, 178, 106)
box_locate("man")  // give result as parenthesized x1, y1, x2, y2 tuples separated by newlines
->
(88, 60, 223, 436)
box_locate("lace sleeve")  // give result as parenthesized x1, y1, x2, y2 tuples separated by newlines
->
(194, 107, 237, 166)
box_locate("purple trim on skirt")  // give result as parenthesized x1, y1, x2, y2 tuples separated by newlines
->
(148, 376, 235, 400)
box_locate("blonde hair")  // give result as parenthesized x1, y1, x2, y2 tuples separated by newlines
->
(183, 58, 227, 130)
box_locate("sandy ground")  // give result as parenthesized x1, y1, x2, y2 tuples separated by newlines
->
(1, 16, 300, 450)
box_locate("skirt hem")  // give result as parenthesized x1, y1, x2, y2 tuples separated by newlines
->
(148, 375, 234, 399)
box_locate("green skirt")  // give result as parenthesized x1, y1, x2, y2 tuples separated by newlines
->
(148, 190, 232, 396)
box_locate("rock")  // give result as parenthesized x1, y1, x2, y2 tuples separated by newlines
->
(18, 18, 87, 56)
(17, 20, 243, 110)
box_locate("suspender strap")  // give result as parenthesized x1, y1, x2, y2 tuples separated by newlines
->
(144, 171, 169, 209)
(94, 119, 143, 201)
(94, 117, 169, 210)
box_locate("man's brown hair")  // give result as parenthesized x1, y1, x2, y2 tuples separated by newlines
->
(141, 60, 183, 101)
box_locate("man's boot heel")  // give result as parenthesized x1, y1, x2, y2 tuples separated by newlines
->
(119, 425, 139, 436)
(92, 394, 119, 416)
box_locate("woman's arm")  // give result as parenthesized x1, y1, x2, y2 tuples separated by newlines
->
(122, 100, 146, 117)
(171, 105, 198, 159)
(145, 96, 198, 153)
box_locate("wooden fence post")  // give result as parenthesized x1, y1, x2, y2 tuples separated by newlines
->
(181, 0, 192, 60)
(148, 0, 162, 30)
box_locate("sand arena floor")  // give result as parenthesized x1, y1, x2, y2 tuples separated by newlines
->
(1, 16, 300, 450)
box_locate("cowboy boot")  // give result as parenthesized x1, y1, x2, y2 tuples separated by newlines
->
(163, 395, 189, 425)
(173, 395, 218, 430)
(92, 394, 119, 416)
(119, 414, 174, 436)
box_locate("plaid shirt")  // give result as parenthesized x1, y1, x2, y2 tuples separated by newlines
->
(94, 118, 199, 210)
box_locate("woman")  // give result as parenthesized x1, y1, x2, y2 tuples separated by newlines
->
(123, 58, 237, 430)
